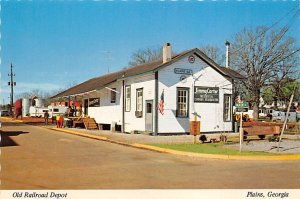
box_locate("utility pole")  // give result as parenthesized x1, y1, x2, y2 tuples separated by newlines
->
(8, 63, 16, 116)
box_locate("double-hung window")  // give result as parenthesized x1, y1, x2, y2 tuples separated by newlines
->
(224, 94, 232, 122)
(125, 86, 131, 112)
(111, 88, 116, 103)
(136, 88, 143, 117)
(177, 88, 189, 117)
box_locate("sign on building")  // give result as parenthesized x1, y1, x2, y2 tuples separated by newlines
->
(174, 68, 193, 75)
(194, 87, 219, 103)
(89, 98, 100, 107)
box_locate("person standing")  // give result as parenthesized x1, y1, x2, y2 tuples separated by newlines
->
(66, 106, 71, 117)
(56, 115, 60, 128)
(59, 114, 63, 128)
(71, 104, 76, 116)
(44, 110, 49, 125)
(70, 106, 74, 117)
(78, 105, 83, 117)
(74, 106, 77, 117)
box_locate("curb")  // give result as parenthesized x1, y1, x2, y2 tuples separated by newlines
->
(47, 127, 300, 161)
(132, 144, 300, 161)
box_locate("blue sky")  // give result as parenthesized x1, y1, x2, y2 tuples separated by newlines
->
(1, 1, 299, 104)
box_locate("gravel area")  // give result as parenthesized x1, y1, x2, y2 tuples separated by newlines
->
(225, 139, 300, 154)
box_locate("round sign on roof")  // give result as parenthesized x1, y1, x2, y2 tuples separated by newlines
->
(180, 75, 187, 83)
(188, 55, 195, 63)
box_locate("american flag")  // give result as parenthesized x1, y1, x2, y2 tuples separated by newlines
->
(158, 90, 164, 115)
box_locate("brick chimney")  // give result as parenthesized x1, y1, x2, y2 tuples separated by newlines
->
(225, 41, 230, 68)
(163, 43, 172, 63)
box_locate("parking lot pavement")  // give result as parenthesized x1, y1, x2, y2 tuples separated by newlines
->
(3, 116, 300, 155)
(1, 120, 300, 189)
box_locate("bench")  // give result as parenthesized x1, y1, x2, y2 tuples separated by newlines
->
(242, 126, 280, 140)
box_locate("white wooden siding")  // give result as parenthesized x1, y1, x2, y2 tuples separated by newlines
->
(88, 81, 123, 125)
(81, 53, 234, 134)
(158, 55, 233, 133)
(124, 74, 155, 133)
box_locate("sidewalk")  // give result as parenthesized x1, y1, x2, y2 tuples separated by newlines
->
(44, 125, 239, 144)
(43, 124, 300, 144)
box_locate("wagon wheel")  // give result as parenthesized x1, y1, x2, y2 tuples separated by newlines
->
(272, 135, 279, 142)
(199, 135, 207, 143)
(236, 114, 241, 122)
(258, 135, 266, 139)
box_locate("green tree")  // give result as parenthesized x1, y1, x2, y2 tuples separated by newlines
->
(261, 87, 275, 105)
(281, 79, 300, 108)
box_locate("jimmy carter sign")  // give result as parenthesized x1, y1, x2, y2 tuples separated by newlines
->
(194, 87, 219, 103)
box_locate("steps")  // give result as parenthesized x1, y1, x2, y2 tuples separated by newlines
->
(82, 118, 98, 130)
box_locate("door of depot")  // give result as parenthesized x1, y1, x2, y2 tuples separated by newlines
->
(84, 99, 88, 116)
(145, 100, 153, 132)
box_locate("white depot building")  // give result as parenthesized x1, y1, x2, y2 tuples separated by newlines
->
(53, 43, 244, 135)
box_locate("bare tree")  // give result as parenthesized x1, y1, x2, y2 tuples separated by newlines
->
(129, 45, 226, 68)
(16, 89, 45, 99)
(128, 47, 163, 67)
(200, 45, 225, 66)
(231, 26, 299, 120)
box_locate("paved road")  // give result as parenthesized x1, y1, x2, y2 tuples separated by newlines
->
(1, 120, 300, 189)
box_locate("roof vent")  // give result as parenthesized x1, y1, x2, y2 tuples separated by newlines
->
(163, 43, 172, 63)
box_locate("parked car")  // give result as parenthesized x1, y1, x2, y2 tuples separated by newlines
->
(271, 110, 297, 122)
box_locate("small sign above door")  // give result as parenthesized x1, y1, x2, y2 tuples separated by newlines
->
(174, 68, 193, 75)
(188, 55, 195, 63)
(89, 98, 100, 107)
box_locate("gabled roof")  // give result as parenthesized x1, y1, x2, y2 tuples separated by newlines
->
(52, 48, 244, 98)
(51, 71, 124, 98)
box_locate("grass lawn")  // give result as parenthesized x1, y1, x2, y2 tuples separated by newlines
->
(149, 143, 282, 156)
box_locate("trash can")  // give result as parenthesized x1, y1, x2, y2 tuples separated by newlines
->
(63, 118, 73, 128)
(234, 122, 238, 133)
(63, 119, 68, 128)
(67, 119, 73, 128)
